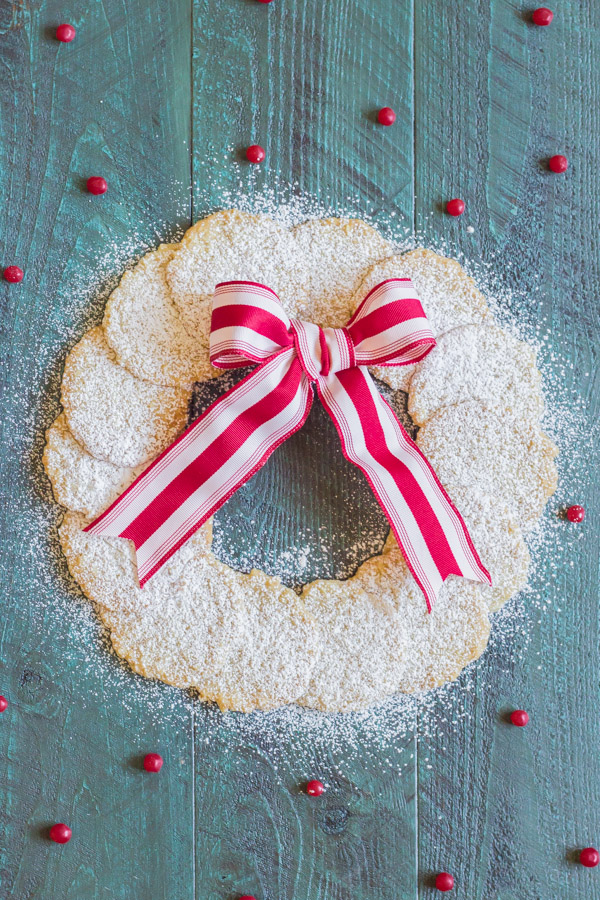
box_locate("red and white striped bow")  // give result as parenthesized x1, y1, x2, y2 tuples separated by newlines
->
(86, 278, 491, 609)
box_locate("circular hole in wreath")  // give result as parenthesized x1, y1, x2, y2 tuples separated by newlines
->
(190, 372, 416, 590)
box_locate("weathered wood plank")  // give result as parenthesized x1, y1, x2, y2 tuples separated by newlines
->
(195, 718, 417, 900)
(2, 0, 598, 897)
(191, 1, 419, 897)
(192, 0, 414, 229)
(414, 1, 600, 897)
(0, 1, 194, 897)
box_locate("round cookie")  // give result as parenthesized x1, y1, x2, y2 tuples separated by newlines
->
(166, 210, 306, 337)
(43, 414, 143, 518)
(61, 326, 191, 468)
(408, 324, 544, 426)
(299, 538, 413, 711)
(166, 211, 395, 337)
(358, 249, 493, 392)
(289, 217, 394, 325)
(59, 512, 321, 712)
(300, 533, 491, 709)
(442, 485, 530, 612)
(417, 400, 558, 532)
(103, 244, 215, 387)
(393, 573, 491, 693)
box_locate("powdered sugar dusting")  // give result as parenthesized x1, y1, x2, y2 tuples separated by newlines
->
(16, 179, 593, 751)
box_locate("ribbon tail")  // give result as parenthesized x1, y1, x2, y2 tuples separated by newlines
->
(85, 348, 312, 587)
(315, 366, 491, 610)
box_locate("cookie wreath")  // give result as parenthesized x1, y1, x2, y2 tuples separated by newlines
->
(44, 211, 558, 712)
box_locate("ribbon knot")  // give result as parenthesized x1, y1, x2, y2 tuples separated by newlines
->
(86, 277, 491, 609)
(289, 320, 353, 381)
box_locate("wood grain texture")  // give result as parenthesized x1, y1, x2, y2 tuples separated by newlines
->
(0, 1, 194, 897)
(0, 0, 598, 898)
(192, 2, 419, 898)
(414, 1, 600, 897)
(192, 0, 414, 227)
(194, 721, 417, 900)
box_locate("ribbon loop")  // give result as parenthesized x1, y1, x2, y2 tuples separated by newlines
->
(86, 277, 491, 609)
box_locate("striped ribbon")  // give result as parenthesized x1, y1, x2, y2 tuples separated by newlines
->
(86, 278, 491, 609)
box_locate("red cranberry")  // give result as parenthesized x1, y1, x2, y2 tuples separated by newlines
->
(532, 8, 554, 26)
(548, 154, 568, 173)
(0, 696, 7, 712)
(3, 266, 23, 283)
(435, 872, 454, 891)
(49, 823, 72, 844)
(87, 176, 108, 195)
(377, 107, 396, 126)
(246, 145, 266, 164)
(566, 505, 585, 522)
(510, 709, 529, 727)
(143, 753, 163, 773)
(446, 198, 465, 217)
(580, 847, 600, 868)
(306, 779, 325, 796)
(56, 23, 76, 42)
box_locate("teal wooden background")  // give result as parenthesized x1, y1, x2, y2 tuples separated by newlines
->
(0, 1, 599, 898)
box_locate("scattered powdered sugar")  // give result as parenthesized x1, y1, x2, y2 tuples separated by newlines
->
(103, 243, 216, 386)
(417, 400, 558, 533)
(408, 323, 545, 425)
(438, 485, 530, 612)
(14, 178, 594, 755)
(61, 326, 190, 467)
(56, 207, 510, 710)
(42, 413, 143, 518)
